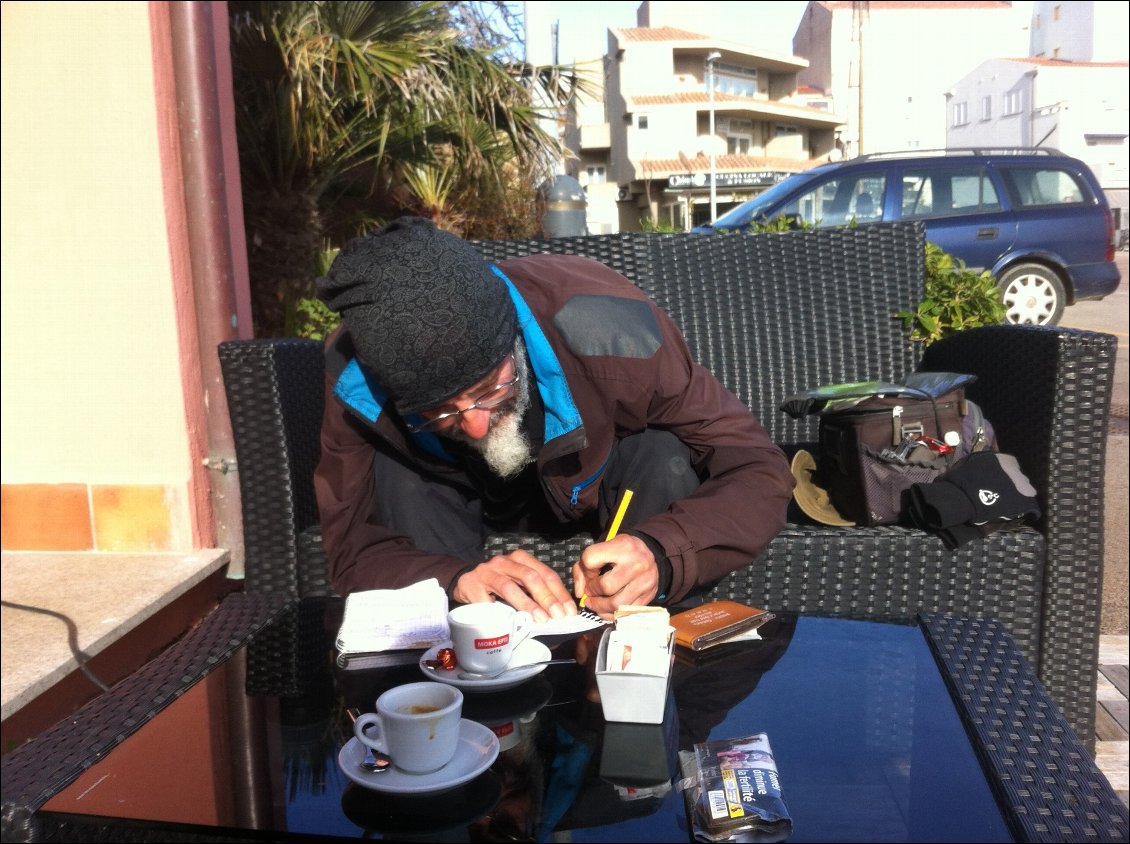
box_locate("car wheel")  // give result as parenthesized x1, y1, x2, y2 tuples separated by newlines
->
(998, 263, 1066, 326)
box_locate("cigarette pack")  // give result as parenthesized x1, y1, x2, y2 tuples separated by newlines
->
(681, 733, 792, 842)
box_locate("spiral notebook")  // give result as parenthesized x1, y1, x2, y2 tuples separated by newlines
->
(335, 578, 450, 670)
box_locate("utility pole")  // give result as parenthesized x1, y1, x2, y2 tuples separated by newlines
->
(853, 1, 868, 155)
(706, 51, 721, 221)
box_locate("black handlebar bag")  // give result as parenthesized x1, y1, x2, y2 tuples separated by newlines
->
(781, 373, 993, 527)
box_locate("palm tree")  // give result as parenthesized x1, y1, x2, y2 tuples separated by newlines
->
(229, 0, 582, 336)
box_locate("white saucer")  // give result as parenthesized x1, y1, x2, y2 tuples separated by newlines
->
(338, 719, 499, 795)
(419, 639, 553, 692)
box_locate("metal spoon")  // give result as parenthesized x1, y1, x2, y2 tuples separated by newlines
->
(360, 746, 392, 773)
(347, 707, 392, 773)
(457, 658, 576, 681)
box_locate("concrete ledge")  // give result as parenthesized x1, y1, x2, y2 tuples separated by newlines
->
(1, 549, 230, 722)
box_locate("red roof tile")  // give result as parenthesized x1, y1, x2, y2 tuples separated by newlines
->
(637, 153, 816, 175)
(616, 26, 709, 42)
(819, 1, 1011, 9)
(1007, 56, 1129, 68)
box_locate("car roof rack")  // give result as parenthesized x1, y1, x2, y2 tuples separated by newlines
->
(854, 147, 1063, 161)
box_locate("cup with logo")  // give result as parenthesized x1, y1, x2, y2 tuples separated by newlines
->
(448, 602, 533, 675)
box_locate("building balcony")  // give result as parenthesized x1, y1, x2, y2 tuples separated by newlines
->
(628, 92, 843, 129)
(579, 122, 612, 150)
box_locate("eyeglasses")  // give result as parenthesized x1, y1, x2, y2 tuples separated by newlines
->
(406, 356, 520, 434)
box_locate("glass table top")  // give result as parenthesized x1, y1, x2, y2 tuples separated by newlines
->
(43, 612, 1013, 842)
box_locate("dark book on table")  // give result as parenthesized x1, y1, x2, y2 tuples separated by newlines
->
(335, 648, 427, 671)
(670, 601, 775, 652)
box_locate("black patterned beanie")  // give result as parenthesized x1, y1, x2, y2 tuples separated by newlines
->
(318, 217, 518, 415)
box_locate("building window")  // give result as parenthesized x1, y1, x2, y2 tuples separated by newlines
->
(637, 114, 649, 130)
(721, 118, 753, 154)
(774, 125, 798, 137)
(952, 102, 968, 126)
(981, 96, 992, 121)
(1004, 90, 1022, 115)
(708, 61, 758, 98)
(585, 166, 606, 185)
(1053, 5, 1061, 21)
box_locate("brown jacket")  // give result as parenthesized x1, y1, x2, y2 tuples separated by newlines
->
(314, 253, 794, 600)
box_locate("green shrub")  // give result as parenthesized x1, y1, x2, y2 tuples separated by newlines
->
(639, 217, 682, 233)
(290, 247, 342, 340)
(292, 297, 341, 341)
(895, 242, 1007, 344)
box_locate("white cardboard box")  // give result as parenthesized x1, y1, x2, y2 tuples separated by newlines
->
(594, 625, 675, 724)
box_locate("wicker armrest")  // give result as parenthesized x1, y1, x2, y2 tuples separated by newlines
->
(923, 615, 1128, 842)
(0, 593, 290, 838)
(920, 324, 1117, 745)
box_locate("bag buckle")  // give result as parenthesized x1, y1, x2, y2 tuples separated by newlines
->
(895, 420, 924, 445)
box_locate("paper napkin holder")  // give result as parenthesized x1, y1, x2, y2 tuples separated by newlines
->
(594, 625, 675, 724)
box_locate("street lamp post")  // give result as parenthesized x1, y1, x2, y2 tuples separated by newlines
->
(705, 51, 721, 224)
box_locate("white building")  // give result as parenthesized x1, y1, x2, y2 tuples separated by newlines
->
(948, 0, 1129, 230)
(792, 1, 1030, 156)
(1029, 0, 1130, 62)
(563, 3, 843, 232)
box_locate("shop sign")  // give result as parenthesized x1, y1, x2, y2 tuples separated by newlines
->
(667, 171, 791, 190)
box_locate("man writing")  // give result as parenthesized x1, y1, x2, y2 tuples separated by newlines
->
(314, 217, 793, 620)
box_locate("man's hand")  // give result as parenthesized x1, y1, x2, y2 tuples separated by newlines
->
(571, 534, 658, 618)
(452, 549, 577, 623)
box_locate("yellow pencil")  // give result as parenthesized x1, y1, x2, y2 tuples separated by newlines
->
(580, 489, 634, 609)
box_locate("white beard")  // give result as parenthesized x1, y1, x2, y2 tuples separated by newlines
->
(453, 345, 535, 479)
(477, 402, 534, 479)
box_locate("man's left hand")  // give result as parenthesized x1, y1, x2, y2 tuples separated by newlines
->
(452, 549, 577, 623)
(571, 534, 659, 618)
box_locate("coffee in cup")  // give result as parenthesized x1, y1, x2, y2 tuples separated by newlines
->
(448, 602, 533, 674)
(353, 682, 463, 774)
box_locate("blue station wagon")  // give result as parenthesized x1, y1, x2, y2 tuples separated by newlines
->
(693, 148, 1121, 325)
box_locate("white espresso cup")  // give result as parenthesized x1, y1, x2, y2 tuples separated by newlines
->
(448, 602, 533, 674)
(353, 682, 463, 774)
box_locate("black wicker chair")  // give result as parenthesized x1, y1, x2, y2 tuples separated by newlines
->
(3, 222, 1119, 843)
(213, 221, 1115, 749)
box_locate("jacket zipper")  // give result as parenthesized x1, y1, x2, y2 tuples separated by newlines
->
(569, 456, 609, 508)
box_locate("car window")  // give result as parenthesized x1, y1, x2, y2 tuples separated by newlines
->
(900, 167, 1000, 219)
(710, 172, 822, 228)
(998, 166, 1091, 207)
(780, 173, 886, 227)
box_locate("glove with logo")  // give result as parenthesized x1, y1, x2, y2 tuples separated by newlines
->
(905, 451, 1041, 549)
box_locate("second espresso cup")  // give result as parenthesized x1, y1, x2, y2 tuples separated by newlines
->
(353, 682, 463, 774)
(448, 602, 533, 674)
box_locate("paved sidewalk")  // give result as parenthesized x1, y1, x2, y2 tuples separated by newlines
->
(1096, 634, 1129, 806)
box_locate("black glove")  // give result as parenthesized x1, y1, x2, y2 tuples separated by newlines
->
(906, 452, 1040, 549)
